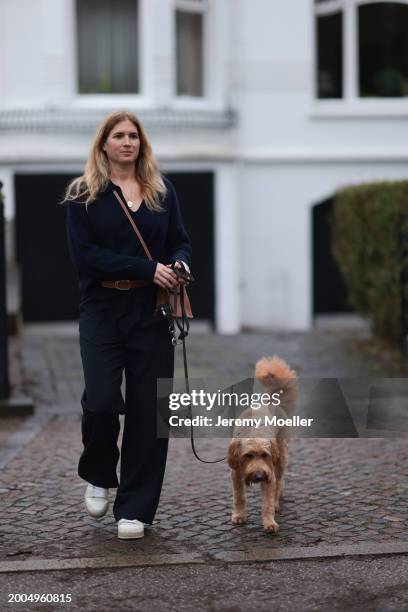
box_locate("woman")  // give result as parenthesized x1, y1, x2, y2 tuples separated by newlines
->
(64, 110, 192, 540)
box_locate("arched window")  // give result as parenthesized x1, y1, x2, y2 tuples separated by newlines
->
(315, 0, 408, 100)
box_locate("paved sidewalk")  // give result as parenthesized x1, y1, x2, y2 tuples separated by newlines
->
(1, 325, 408, 570)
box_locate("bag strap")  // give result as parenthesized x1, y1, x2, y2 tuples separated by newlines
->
(113, 190, 153, 261)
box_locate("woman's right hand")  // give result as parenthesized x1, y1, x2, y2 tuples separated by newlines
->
(153, 262, 179, 290)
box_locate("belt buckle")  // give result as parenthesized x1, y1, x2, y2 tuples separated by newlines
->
(115, 280, 131, 290)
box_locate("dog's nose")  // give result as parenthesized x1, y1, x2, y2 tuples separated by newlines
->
(252, 471, 265, 482)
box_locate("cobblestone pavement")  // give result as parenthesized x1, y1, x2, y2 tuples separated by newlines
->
(1, 325, 408, 565)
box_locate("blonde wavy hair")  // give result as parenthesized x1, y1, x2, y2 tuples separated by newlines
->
(63, 110, 166, 212)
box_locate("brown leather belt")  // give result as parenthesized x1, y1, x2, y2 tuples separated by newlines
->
(101, 280, 150, 290)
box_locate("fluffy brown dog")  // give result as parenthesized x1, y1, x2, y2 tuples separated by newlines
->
(227, 356, 298, 533)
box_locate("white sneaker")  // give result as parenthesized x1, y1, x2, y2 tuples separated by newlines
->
(118, 518, 145, 539)
(84, 484, 109, 518)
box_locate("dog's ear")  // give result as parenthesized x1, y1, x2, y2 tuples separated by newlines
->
(227, 439, 241, 469)
(269, 439, 280, 464)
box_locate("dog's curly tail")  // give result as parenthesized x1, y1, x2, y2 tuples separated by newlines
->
(255, 355, 299, 412)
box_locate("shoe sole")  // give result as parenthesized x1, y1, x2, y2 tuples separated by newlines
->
(86, 510, 108, 518)
(118, 533, 144, 539)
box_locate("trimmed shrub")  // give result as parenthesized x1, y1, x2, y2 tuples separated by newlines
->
(331, 180, 408, 348)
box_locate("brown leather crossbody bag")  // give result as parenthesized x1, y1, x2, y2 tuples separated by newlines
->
(113, 189, 193, 320)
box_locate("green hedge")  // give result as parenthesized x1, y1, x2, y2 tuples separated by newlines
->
(331, 180, 408, 348)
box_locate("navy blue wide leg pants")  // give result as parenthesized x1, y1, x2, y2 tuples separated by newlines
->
(77, 285, 174, 525)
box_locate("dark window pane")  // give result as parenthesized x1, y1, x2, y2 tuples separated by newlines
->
(359, 2, 408, 97)
(77, 0, 139, 94)
(316, 12, 343, 98)
(176, 10, 203, 97)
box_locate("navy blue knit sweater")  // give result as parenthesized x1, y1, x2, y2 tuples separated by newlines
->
(66, 176, 192, 294)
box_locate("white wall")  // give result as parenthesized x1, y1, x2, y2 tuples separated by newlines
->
(229, 0, 408, 328)
(240, 160, 408, 330)
(233, 0, 408, 150)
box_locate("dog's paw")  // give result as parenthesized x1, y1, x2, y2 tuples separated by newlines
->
(231, 513, 246, 525)
(263, 519, 279, 533)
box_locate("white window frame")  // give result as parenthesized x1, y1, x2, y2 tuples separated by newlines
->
(171, 0, 225, 110)
(71, 0, 153, 109)
(311, 0, 408, 116)
(69, 0, 226, 111)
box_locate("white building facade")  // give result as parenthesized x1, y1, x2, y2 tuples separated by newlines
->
(0, 0, 407, 332)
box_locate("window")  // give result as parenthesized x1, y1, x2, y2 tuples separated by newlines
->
(317, 10, 343, 98)
(175, 0, 207, 97)
(76, 0, 139, 94)
(314, 0, 408, 100)
(359, 3, 408, 97)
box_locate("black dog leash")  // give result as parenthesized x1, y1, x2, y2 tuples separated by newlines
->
(183, 330, 227, 464)
(169, 272, 226, 464)
(160, 263, 192, 347)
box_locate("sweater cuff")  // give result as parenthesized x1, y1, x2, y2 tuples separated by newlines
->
(178, 260, 190, 274)
(171, 257, 190, 273)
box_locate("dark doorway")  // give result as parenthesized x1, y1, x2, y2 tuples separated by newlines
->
(14, 172, 214, 322)
(15, 173, 79, 322)
(312, 197, 352, 314)
(167, 172, 214, 322)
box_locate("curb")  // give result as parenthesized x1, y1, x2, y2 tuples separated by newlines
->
(1, 540, 408, 574)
